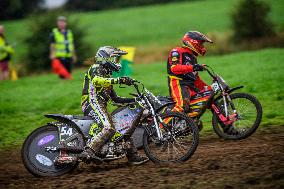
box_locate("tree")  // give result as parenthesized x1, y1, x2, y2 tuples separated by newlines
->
(232, 0, 275, 40)
(24, 11, 91, 72)
(65, 0, 188, 11)
(0, 0, 44, 20)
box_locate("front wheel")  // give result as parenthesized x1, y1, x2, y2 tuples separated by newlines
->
(21, 125, 79, 177)
(143, 112, 199, 163)
(212, 93, 262, 140)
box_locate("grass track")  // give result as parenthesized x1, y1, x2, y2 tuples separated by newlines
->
(0, 48, 284, 147)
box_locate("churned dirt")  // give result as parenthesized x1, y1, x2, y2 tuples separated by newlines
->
(0, 125, 283, 189)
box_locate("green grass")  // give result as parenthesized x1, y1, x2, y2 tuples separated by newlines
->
(0, 48, 284, 148)
(3, 0, 284, 63)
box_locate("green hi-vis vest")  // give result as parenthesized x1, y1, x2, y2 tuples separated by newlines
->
(0, 36, 14, 61)
(52, 28, 74, 58)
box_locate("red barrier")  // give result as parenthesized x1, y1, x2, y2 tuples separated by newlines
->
(51, 59, 72, 80)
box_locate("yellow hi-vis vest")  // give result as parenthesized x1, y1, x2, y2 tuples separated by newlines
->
(0, 36, 14, 61)
(52, 28, 74, 58)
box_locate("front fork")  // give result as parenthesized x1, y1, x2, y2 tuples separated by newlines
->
(212, 92, 238, 125)
(143, 97, 164, 140)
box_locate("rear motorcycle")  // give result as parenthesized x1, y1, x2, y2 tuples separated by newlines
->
(158, 65, 262, 140)
(22, 80, 199, 177)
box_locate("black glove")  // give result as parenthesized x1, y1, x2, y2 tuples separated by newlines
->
(119, 77, 135, 86)
(193, 64, 205, 71)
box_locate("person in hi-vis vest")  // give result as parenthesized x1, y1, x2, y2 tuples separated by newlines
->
(49, 16, 77, 79)
(0, 25, 14, 80)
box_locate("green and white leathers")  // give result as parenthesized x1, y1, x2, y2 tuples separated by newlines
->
(81, 46, 134, 152)
(52, 28, 74, 58)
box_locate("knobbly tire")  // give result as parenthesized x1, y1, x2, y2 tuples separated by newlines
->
(21, 125, 79, 177)
(212, 93, 262, 140)
(143, 112, 199, 163)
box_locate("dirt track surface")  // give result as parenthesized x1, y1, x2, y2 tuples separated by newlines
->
(0, 125, 283, 189)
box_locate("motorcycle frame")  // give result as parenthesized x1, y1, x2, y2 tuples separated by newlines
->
(132, 83, 167, 140)
(191, 67, 244, 126)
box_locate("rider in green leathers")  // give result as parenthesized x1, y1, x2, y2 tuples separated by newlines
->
(80, 46, 148, 165)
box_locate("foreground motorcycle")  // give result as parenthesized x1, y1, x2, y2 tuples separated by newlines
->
(158, 65, 262, 140)
(22, 80, 199, 177)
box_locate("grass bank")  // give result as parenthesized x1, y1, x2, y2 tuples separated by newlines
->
(3, 0, 284, 64)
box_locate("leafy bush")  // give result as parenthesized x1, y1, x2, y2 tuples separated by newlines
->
(232, 0, 275, 41)
(24, 11, 91, 72)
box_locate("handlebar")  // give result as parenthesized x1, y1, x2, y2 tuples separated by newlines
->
(132, 80, 144, 96)
(203, 65, 216, 78)
(118, 77, 145, 96)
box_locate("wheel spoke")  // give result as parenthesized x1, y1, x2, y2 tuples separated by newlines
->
(144, 113, 198, 163)
(172, 142, 184, 157)
(173, 138, 191, 150)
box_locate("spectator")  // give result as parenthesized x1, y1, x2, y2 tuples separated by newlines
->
(0, 25, 14, 80)
(49, 16, 77, 79)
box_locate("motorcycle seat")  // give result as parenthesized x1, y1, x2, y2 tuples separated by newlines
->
(72, 115, 93, 120)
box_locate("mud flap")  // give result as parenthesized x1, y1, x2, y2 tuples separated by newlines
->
(58, 124, 76, 142)
(54, 123, 84, 151)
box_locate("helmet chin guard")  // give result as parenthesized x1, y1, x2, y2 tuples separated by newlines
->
(104, 61, 121, 72)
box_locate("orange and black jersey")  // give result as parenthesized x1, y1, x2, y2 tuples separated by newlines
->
(167, 46, 198, 85)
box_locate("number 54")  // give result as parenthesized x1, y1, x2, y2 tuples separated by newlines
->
(60, 126, 73, 136)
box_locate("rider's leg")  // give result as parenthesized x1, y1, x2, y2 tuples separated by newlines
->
(164, 78, 190, 124)
(81, 101, 115, 159)
(194, 75, 212, 91)
(168, 78, 191, 113)
(187, 76, 214, 118)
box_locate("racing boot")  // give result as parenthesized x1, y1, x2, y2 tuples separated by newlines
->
(79, 147, 103, 164)
(80, 127, 115, 163)
(126, 140, 149, 165)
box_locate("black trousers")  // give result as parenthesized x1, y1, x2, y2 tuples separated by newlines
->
(58, 57, 72, 73)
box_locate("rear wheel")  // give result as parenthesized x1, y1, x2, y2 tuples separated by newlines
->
(143, 112, 199, 163)
(212, 93, 262, 140)
(21, 125, 79, 177)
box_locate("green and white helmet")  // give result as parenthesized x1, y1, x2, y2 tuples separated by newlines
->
(95, 46, 127, 72)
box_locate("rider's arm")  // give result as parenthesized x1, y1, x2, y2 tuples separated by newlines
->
(88, 65, 119, 87)
(171, 64, 193, 74)
(109, 87, 135, 104)
(169, 50, 193, 75)
(92, 76, 119, 87)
